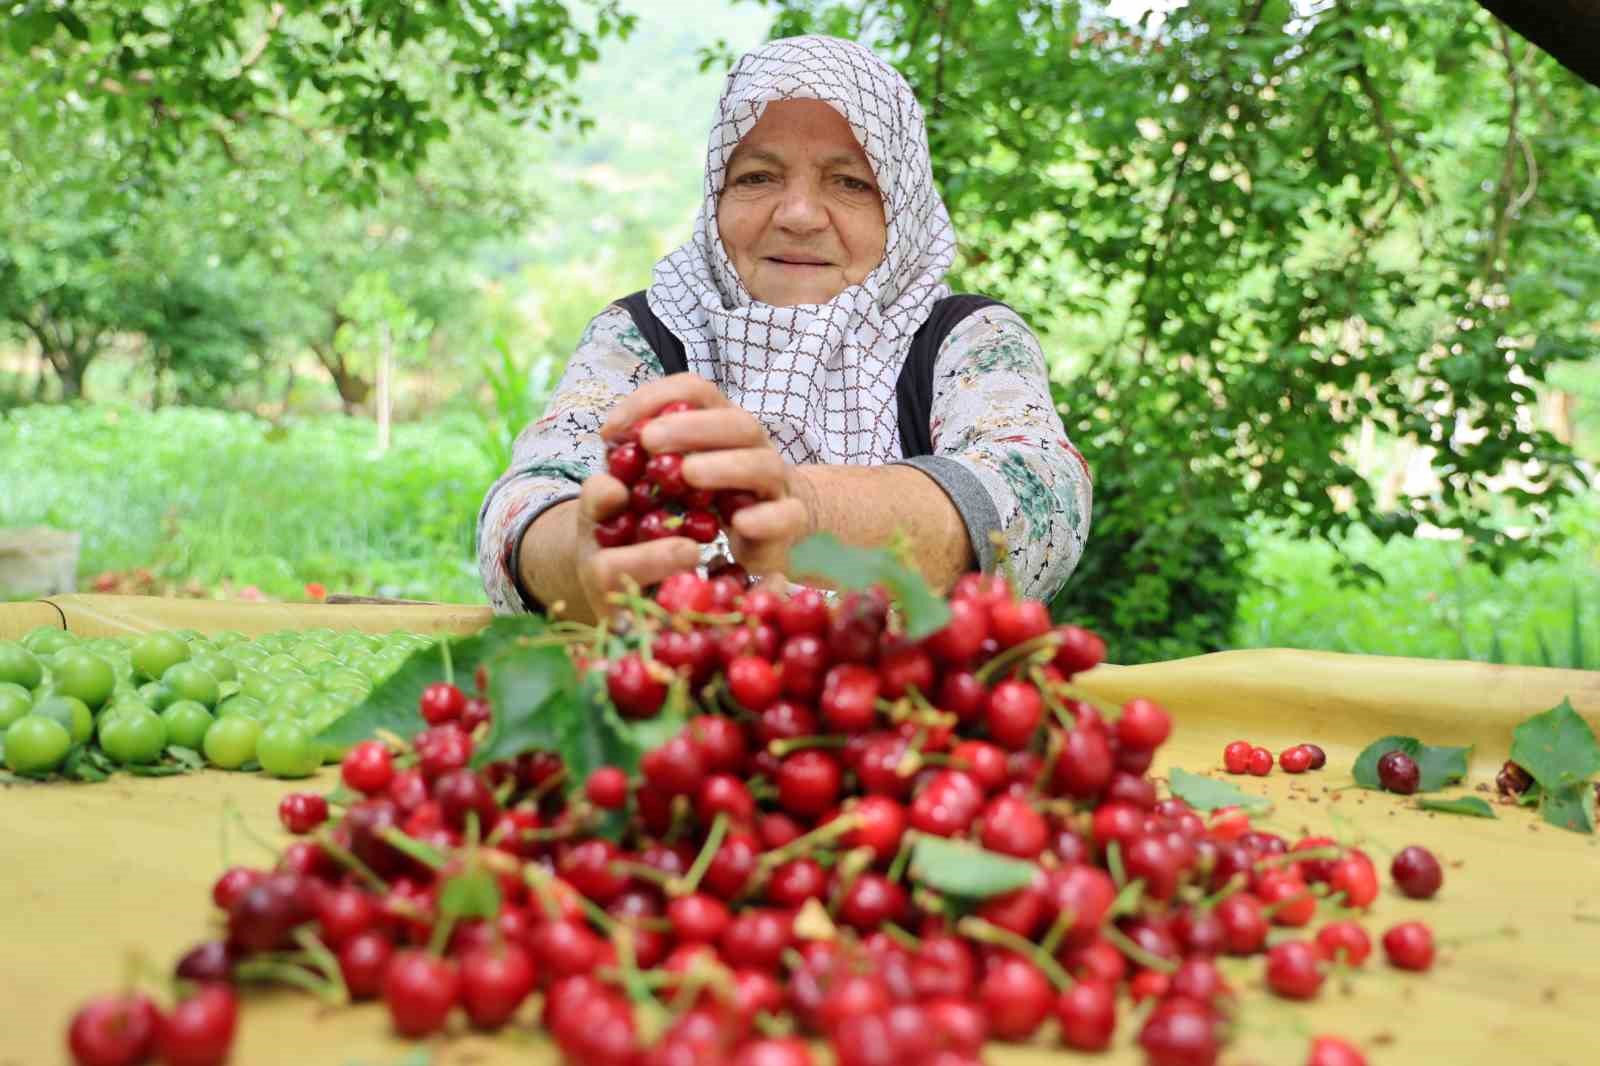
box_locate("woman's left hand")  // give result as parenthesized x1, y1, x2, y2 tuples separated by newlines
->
(600, 374, 816, 581)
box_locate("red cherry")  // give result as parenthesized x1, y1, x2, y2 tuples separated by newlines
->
(645, 452, 690, 498)
(1328, 850, 1379, 909)
(988, 597, 1052, 648)
(1258, 870, 1317, 927)
(681, 510, 721, 543)
(1390, 845, 1443, 899)
(641, 735, 707, 798)
(1265, 940, 1324, 999)
(927, 597, 990, 665)
(637, 508, 683, 541)
(607, 653, 668, 719)
(715, 489, 760, 525)
(459, 943, 537, 1030)
(607, 442, 648, 485)
(1308, 1035, 1369, 1066)
(977, 952, 1053, 1041)
(1222, 740, 1252, 774)
(847, 795, 907, 861)
(1313, 921, 1372, 966)
(419, 682, 467, 725)
(338, 932, 393, 1000)
(979, 794, 1048, 859)
(1137, 999, 1221, 1066)
(1279, 745, 1314, 773)
(585, 766, 629, 809)
(1116, 697, 1171, 751)
(776, 750, 842, 817)
(1382, 921, 1435, 971)
(727, 655, 781, 712)
(382, 950, 459, 1037)
(341, 740, 395, 795)
(1214, 894, 1269, 955)
(820, 664, 881, 732)
(656, 572, 714, 615)
(1246, 746, 1273, 776)
(1055, 979, 1116, 1051)
(276, 792, 328, 835)
(667, 893, 731, 943)
(1051, 624, 1106, 677)
(779, 634, 830, 700)
(153, 985, 237, 1066)
(984, 680, 1043, 750)
(67, 995, 159, 1066)
(1376, 749, 1420, 794)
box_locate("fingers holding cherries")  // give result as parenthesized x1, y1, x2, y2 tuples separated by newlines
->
(593, 374, 812, 591)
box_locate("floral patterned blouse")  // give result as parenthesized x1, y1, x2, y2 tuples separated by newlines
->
(478, 301, 1091, 612)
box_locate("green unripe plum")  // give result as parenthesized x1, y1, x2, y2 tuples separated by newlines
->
(273, 680, 320, 715)
(238, 671, 279, 704)
(189, 653, 237, 684)
(256, 720, 320, 778)
(202, 716, 261, 770)
(0, 684, 32, 729)
(130, 632, 190, 682)
(22, 628, 75, 655)
(99, 708, 167, 765)
(162, 662, 220, 708)
(0, 641, 44, 689)
(160, 700, 214, 750)
(5, 715, 72, 773)
(32, 695, 93, 745)
(50, 650, 116, 710)
(216, 695, 265, 720)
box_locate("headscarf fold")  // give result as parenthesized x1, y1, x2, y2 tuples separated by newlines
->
(646, 35, 957, 465)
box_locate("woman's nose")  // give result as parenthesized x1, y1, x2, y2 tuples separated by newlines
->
(772, 179, 828, 233)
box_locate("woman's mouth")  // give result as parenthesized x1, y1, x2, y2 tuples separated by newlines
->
(766, 255, 833, 267)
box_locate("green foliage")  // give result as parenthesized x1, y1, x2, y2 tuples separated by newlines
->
(1351, 735, 1471, 791)
(907, 835, 1039, 899)
(737, 0, 1598, 658)
(0, 405, 492, 604)
(790, 533, 951, 639)
(1166, 767, 1273, 813)
(1416, 796, 1496, 818)
(1, 0, 633, 188)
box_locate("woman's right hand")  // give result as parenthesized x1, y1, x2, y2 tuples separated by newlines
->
(571, 471, 702, 621)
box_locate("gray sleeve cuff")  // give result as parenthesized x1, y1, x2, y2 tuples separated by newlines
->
(506, 490, 580, 614)
(893, 455, 1002, 575)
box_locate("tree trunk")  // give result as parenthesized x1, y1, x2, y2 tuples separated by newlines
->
(309, 340, 372, 415)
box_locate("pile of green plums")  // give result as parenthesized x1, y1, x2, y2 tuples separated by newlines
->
(0, 626, 432, 779)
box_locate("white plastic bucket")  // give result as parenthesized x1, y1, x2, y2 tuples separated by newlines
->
(0, 527, 81, 598)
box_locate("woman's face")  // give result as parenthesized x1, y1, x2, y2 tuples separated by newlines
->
(716, 99, 888, 307)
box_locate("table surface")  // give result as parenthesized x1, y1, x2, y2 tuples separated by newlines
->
(4, 601, 1600, 1066)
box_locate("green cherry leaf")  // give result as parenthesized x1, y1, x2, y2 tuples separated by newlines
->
(1510, 698, 1599, 792)
(1166, 767, 1272, 813)
(907, 835, 1038, 899)
(1539, 781, 1596, 835)
(790, 533, 951, 640)
(316, 615, 548, 756)
(1351, 736, 1470, 792)
(469, 638, 581, 770)
(438, 868, 501, 921)
(1416, 796, 1496, 819)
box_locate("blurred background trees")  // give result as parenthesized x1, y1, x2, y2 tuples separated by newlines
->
(2, 0, 1595, 665)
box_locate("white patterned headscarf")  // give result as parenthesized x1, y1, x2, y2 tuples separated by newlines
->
(645, 35, 957, 465)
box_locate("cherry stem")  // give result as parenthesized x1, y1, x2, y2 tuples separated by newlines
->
(669, 812, 729, 897)
(881, 922, 922, 951)
(757, 813, 860, 870)
(293, 927, 350, 1006)
(1053, 682, 1124, 721)
(1260, 887, 1317, 919)
(1198, 873, 1249, 911)
(886, 829, 918, 884)
(233, 959, 338, 1002)
(957, 916, 1075, 992)
(523, 867, 564, 921)
(767, 735, 849, 758)
(1255, 846, 1344, 870)
(426, 914, 457, 957)
(314, 831, 391, 892)
(974, 633, 1059, 686)
(1029, 667, 1078, 732)
(1109, 878, 1145, 919)
(610, 860, 675, 888)
(1039, 905, 1080, 957)
(1101, 924, 1179, 975)
(1106, 840, 1127, 888)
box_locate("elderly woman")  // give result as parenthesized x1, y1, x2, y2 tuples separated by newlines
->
(479, 36, 1090, 621)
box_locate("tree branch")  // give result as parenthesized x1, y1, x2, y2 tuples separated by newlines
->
(1355, 64, 1428, 208)
(238, 4, 286, 74)
(1483, 24, 1526, 285)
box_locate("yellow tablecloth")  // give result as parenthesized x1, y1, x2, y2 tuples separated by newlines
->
(3, 597, 1599, 1066)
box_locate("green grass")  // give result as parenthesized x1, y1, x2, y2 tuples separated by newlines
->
(4, 403, 1596, 668)
(1, 404, 492, 604)
(1233, 494, 1600, 668)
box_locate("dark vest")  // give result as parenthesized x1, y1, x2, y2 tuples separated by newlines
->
(612, 291, 1005, 459)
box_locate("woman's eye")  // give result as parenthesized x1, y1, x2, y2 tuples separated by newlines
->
(734, 172, 770, 186)
(840, 176, 876, 194)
